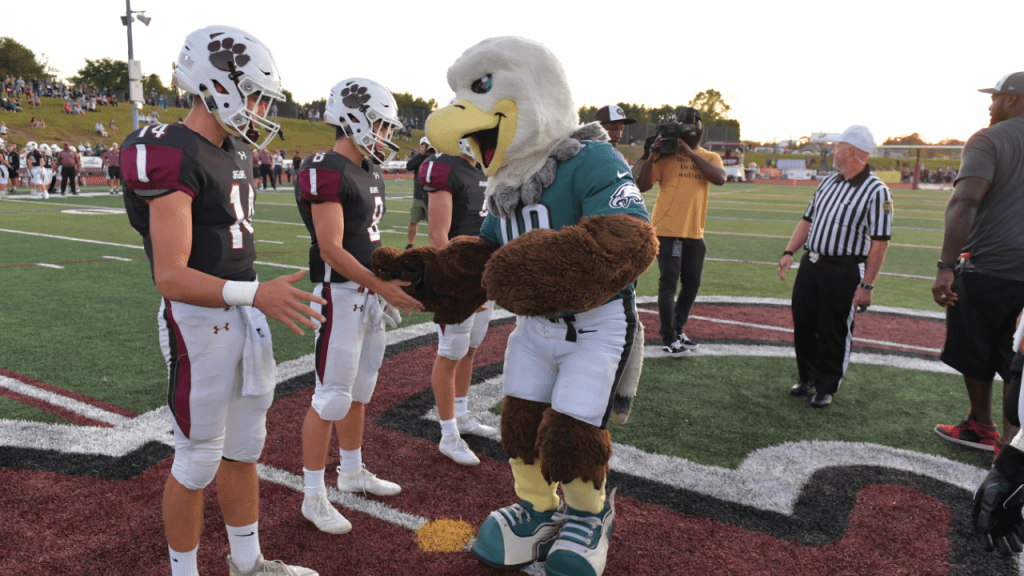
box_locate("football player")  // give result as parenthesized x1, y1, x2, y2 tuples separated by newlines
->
(121, 25, 325, 576)
(0, 145, 9, 198)
(295, 78, 423, 535)
(7, 142, 21, 194)
(419, 139, 499, 466)
(25, 141, 46, 199)
(104, 142, 121, 194)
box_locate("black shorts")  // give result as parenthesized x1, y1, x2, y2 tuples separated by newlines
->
(106, 166, 121, 179)
(941, 271, 1024, 382)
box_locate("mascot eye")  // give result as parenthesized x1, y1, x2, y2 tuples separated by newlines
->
(471, 74, 492, 94)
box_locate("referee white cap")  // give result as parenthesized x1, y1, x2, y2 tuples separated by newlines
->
(979, 72, 1024, 95)
(835, 125, 875, 154)
(420, 136, 431, 146)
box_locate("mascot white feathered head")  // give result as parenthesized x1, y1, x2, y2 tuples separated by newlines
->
(425, 36, 579, 188)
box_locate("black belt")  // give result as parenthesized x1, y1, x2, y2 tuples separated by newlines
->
(809, 252, 866, 265)
(548, 313, 578, 342)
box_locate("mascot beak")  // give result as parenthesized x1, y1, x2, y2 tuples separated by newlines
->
(425, 99, 518, 177)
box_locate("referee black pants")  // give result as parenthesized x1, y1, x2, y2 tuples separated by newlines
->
(791, 253, 862, 395)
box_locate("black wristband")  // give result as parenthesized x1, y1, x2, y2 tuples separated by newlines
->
(783, 250, 794, 257)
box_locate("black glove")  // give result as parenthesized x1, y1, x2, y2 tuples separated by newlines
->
(973, 445, 1024, 556)
(642, 136, 656, 160)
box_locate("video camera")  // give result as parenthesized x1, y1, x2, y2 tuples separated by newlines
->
(654, 108, 703, 154)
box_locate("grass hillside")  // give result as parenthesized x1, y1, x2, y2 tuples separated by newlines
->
(0, 97, 425, 159)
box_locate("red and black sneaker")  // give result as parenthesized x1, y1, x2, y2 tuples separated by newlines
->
(934, 411, 1003, 453)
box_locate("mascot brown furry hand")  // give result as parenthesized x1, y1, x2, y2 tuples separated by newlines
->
(372, 36, 657, 576)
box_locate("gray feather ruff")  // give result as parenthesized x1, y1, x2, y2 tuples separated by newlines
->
(485, 122, 610, 219)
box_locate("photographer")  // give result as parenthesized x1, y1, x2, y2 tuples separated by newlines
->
(637, 108, 726, 354)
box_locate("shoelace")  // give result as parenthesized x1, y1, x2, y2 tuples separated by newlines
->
(551, 510, 602, 549)
(498, 503, 532, 526)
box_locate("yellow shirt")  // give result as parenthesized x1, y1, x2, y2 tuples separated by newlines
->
(650, 147, 723, 239)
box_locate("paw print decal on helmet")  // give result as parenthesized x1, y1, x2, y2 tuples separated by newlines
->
(207, 36, 249, 73)
(341, 83, 372, 110)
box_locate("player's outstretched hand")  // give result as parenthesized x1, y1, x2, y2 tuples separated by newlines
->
(254, 269, 327, 336)
(376, 278, 424, 315)
(973, 445, 1024, 556)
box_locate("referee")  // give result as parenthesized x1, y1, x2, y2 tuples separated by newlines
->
(777, 125, 893, 408)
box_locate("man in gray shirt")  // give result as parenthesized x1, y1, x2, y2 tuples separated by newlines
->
(933, 72, 1024, 456)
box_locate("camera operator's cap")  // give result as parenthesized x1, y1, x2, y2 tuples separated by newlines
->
(979, 72, 1024, 94)
(835, 125, 875, 154)
(593, 105, 636, 125)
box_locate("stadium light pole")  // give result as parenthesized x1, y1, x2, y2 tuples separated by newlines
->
(122, 0, 151, 131)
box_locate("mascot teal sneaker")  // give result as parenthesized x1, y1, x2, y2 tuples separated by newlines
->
(544, 489, 616, 576)
(472, 500, 565, 569)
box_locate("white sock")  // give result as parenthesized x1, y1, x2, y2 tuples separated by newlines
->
(168, 544, 199, 576)
(339, 447, 362, 474)
(454, 397, 469, 419)
(226, 521, 261, 572)
(440, 418, 459, 438)
(303, 467, 325, 499)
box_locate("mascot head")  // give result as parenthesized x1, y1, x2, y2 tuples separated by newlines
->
(425, 36, 579, 186)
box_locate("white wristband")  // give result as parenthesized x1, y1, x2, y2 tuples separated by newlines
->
(222, 280, 260, 307)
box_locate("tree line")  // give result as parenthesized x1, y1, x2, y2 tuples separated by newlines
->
(3, 36, 740, 137)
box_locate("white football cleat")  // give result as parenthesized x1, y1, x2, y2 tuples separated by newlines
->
(301, 489, 352, 534)
(227, 554, 318, 576)
(439, 434, 480, 466)
(456, 413, 500, 439)
(335, 465, 401, 496)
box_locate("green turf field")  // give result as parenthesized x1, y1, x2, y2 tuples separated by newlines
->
(2, 177, 986, 470)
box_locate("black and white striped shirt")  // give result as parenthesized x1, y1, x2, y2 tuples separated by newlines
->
(802, 166, 893, 257)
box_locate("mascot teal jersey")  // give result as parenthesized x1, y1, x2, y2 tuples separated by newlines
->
(481, 141, 649, 247)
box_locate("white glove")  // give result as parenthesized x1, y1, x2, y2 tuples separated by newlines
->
(362, 291, 384, 333)
(382, 300, 402, 329)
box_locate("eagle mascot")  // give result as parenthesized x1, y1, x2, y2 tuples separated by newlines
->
(372, 36, 657, 576)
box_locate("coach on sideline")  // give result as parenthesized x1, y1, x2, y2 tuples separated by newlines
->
(933, 72, 1024, 454)
(778, 125, 893, 408)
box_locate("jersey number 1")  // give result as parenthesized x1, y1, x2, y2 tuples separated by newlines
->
(228, 183, 255, 250)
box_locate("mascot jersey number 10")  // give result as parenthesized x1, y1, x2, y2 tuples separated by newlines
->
(372, 36, 657, 576)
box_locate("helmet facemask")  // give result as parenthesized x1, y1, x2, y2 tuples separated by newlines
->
(324, 78, 402, 165)
(345, 108, 401, 165)
(174, 26, 284, 150)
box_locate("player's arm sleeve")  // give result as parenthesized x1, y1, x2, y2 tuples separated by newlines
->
(419, 159, 453, 194)
(297, 165, 346, 206)
(120, 143, 199, 199)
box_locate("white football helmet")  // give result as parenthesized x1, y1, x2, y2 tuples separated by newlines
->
(172, 25, 284, 150)
(324, 78, 402, 165)
(26, 141, 37, 152)
(40, 144, 51, 156)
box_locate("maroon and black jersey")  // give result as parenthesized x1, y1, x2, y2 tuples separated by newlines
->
(120, 123, 258, 282)
(29, 150, 43, 168)
(418, 153, 487, 239)
(294, 151, 385, 284)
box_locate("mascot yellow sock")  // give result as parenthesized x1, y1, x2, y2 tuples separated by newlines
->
(510, 458, 560, 512)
